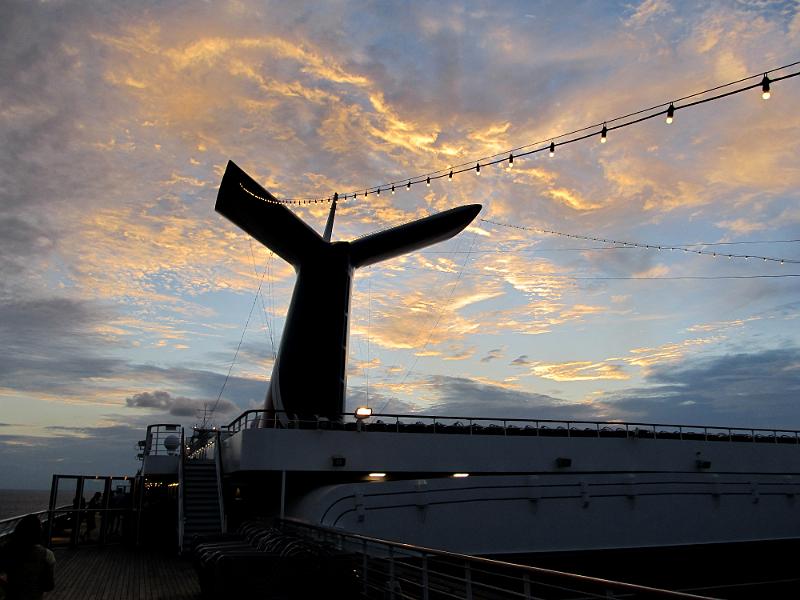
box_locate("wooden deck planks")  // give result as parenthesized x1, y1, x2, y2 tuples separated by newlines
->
(48, 546, 201, 600)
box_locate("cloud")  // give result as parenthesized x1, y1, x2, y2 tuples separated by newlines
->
(126, 390, 237, 417)
(531, 361, 630, 382)
(425, 375, 609, 421)
(603, 348, 800, 428)
(480, 348, 504, 363)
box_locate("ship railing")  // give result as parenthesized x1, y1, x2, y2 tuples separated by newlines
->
(0, 505, 71, 541)
(277, 517, 715, 599)
(184, 427, 231, 461)
(139, 423, 183, 459)
(223, 409, 800, 445)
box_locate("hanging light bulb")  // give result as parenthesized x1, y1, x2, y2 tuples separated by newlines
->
(666, 103, 675, 124)
(476, 162, 481, 175)
(549, 141, 555, 157)
(426, 176, 431, 187)
(448, 169, 453, 181)
(406, 180, 411, 190)
(507, 153, 514, 170)
(364, 190, 368, 197)
(391, 184, 395, 195)
(377, 187, 381, 195)
(600, 124, 607, 144)
(761, 74, 771, 100)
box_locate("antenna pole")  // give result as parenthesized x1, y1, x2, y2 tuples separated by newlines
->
(323, 193, 338, 242)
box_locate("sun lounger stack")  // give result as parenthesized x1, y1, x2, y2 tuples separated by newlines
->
(191, 521, 359, 597)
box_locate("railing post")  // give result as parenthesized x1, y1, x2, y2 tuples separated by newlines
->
(362, 539, 369, 596)
(70, 476, 85, 547)
(46, 474, 58, 547)
(422, 554, 429, 600)
(523, 573, 532, 599)
(389, 546, 396, 599)
(465, 561, 473, 600)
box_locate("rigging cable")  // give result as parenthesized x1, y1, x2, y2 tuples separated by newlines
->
(210, 256, 270, 418)
(480, 219, 800, 265)
(377, 226, 481, 414)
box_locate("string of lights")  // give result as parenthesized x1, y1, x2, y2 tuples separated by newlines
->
(480, 219, 799, 265)
(239, 61, 799, 207)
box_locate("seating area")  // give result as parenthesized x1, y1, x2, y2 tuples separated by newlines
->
(189, 521, 359, 597)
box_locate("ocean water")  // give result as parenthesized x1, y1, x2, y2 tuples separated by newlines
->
(0, 489, 76, 521)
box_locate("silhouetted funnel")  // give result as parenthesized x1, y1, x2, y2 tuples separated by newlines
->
(217, 160, 481, 421)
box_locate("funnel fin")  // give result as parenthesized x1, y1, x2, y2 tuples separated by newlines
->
(350, 204, 481, 268)
(215, 160, 325, 267)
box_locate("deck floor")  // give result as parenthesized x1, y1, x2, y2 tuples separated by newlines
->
(49, 545, 201, 600)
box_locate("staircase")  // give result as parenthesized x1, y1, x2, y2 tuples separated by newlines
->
(181, 459, 223, 546)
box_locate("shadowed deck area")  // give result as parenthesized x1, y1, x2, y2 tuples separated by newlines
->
(49, 546, 201, 600)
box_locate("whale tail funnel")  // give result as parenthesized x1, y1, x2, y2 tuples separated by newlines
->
(215, 160, 481, 421)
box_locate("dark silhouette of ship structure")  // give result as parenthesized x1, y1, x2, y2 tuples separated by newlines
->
(30, 160, 800, 598)
(215, 160, 481, 423)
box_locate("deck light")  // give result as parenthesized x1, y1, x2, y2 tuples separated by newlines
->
(453, 473, 470, 478)
(355, 406, 373, 419)
(368, 472, 386, 479)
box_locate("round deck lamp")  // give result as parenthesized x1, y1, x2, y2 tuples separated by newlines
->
(355, 406, 373, 419)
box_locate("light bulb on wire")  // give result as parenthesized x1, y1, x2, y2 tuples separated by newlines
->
(476, 162, 481, 176)
(448, 169, 453, 181)
(549, 141, 555, 157)
(391, 184, 395, 195)
(406, 180, 411, 190)
(507, 154, 514, 170)
(426, 176, 431, 187)
(666, 103, 674, 124)
(600, 124, 608, 144)
(761, 74, 771, 100)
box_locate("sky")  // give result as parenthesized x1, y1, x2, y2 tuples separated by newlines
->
(1, 0, 799, 489)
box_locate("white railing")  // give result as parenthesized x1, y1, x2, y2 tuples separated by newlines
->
(278, 518, 715, 599)
(224, 409, 800, 445)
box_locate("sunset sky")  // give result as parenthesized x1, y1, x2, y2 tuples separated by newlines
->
(1, 0, 799, 488)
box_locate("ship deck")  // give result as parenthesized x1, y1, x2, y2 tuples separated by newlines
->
(50, 545, 200, 600)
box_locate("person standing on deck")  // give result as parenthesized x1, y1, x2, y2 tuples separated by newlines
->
(0, 514, 56, 600)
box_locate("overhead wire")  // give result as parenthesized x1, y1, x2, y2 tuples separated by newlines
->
(480, 219, 800, 265)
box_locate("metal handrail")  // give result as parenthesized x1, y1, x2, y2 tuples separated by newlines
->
(214, 429, 226, 534)
(142, 423, 183, 457)
(0, 505, 72, 539)
(178, 427, 185, 552)
(279, 517, 715, 599)
(223, 409, 800, 444)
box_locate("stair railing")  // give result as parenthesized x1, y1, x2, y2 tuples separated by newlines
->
(214, 429, 226, 533)
(177, 427, 185, 552)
